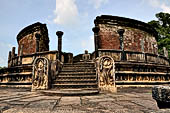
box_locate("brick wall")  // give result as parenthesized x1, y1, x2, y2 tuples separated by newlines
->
(95, 15, 158, 54)
(18, 33, 36, 55)
(17, 22, 49, 55)
(98, 25, 158, 54)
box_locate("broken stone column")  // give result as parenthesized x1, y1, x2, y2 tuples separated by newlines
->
(8, 51, 11, 61)
(117, 29, 126, 61)
(11, 47, 16, 66)
(18, 45, 23, 65)
(163, 47, 168, 58)
(35, 33, 41, 53)
(8, 51, 12, 67)
(140, 39, 144, 53)
(56, 31, 63, 61)
(92, 26, 100, 58)
(11, 47, 15, 58)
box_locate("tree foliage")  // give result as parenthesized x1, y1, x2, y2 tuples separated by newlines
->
(148, 12, 170, 59)
(0, 66, 6, 69)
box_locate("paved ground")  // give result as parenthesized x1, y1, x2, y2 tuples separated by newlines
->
(0, 87, 170, 113)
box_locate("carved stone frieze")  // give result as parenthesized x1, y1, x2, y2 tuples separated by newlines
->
(32, 57, 50, 90)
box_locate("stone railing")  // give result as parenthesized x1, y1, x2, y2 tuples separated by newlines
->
(8, 50, 59, 67)
(8, 50, 73, 67)
(98, 49, 169, 66)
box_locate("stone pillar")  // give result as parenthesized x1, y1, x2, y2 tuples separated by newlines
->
(140, 39, 144, 53)
(92, 26, 100, 58)
(163, 47, 168, 58)
(19, 45, 23, 56)
(8, 51, 12, 67)
(35, 33, 41, 53)
(11, 47, 16, 66)
(11, 47, 15, 58)
(56, 31, 63, 61)
(117, 29, 126, 61)
(8, 51, 12, 61)
(18, 45, 23, 65)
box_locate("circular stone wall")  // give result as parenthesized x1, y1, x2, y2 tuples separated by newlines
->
(17, 22, 49, 55)
(94, 15, 158, 54)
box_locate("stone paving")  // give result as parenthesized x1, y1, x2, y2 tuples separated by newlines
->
(0, 87, 170, 113)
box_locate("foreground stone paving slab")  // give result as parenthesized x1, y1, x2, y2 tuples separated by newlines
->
(59, 97, 81, 106)
(1, 87, 170, 113)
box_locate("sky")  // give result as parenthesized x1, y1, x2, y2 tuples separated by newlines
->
(0, 0, 170, 67)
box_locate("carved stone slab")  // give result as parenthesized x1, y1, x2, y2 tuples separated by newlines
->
(32, 57, 50, 90)
(152, 85, 170, 108)
(97, 55, 117, 93)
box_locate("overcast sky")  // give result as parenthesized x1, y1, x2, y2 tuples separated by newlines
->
(0, 0, 170, 66)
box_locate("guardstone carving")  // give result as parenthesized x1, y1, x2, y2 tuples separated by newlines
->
(96, 55, 117, 93)
(32, 57, 50, 90)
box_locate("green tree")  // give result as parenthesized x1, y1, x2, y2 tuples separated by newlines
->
(148, 12, 170, 59)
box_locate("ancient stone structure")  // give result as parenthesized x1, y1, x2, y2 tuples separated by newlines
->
(92, 15, 170, 87)
(0, 15, 169, 95)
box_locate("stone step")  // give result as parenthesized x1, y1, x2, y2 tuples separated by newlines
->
(38, 88, 99, 96)
(57, 75, 96, 78)
(52, 83, 98, 89)
(62, 67, 95, 71)
(0, 72, 32, 77)
(63, 64, 95, 67)
(0, 81, 32, 85)
(64, 62, 94, 65)
(51, 61, 98, 94)
(53, 83, 98, 86)
(59, 72, 96, 75)
(54, 78, 96, 81)
(61, 68, 95, 72)
(59, 71, 96, 75)
(56, 76, 96, 79)
(53, 79, 97, 84)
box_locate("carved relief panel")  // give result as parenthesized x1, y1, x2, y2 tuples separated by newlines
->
(97, 55, 117, 92)
(32, 57, 50, 90)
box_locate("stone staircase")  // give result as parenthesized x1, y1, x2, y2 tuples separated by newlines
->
(52, 61, 99, 95)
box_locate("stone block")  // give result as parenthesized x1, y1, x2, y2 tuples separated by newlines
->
(152, 85, 170, 108)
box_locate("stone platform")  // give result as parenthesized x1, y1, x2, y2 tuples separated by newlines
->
(0, 87, 170, 113)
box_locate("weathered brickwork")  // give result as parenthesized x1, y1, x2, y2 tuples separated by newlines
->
(95, 15, 158, 54)
(17, 22, 49, 55)
(18, 33, 36, 55)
